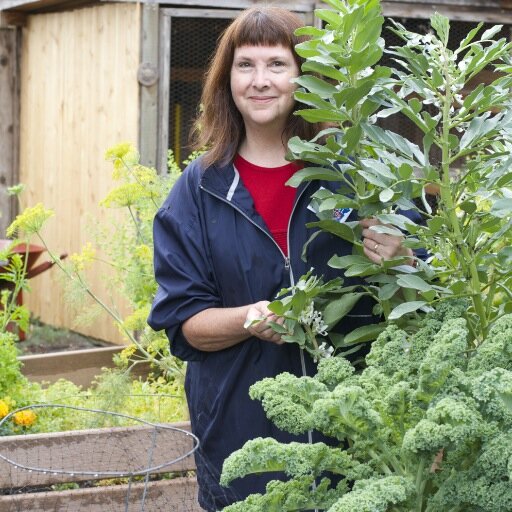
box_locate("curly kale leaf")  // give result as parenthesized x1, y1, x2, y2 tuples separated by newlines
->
(328, 476, 416, 512)
(470, 367, 512, 425)
(467, 313, 512, 375)
(221, 438, 366, 487)
(429, 432, 512, 511)
(315, 356, 355, 389)
(416, 318, 468, 403)
(402, 396, 484, 454)
(249, 373, 328, 434)
(312, 386, 384, 441)
(221, 477, 347, 512)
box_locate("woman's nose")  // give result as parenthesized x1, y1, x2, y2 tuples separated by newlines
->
(252, 67, 270, 88)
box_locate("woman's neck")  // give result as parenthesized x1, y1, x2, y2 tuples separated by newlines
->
(238, 133, 289, 168)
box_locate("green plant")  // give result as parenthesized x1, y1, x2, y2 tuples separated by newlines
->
(7, 143, 188, 380)
(216, 1, 512, 510)
(1, 145, 192, 435)
(270, 0, 512, 356)
(221, 300, 512, 511)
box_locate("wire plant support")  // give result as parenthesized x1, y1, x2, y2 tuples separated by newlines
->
(0, 404, 200, 512)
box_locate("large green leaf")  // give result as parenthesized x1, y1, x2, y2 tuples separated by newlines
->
(294, 75, 339, 98)
(286, 167, 345, 187)
(301, 61, 347, 82)
(396, 274, 433, 292)
(343, 323, 388, 345)
(323, 293, 364, 328)
(388, 301, 428, 319)
(329, 254, 369, 268)
(307, 220, 357, 243)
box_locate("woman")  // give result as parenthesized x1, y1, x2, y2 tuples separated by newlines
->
(148, 6, 412, 511)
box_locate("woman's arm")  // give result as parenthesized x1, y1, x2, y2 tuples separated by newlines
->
(182, 300, 284, 352)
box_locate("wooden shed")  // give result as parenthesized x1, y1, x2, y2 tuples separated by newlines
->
(0, 0, 511, 343)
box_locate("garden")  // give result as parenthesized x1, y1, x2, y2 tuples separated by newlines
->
(1, 0, 512, 510)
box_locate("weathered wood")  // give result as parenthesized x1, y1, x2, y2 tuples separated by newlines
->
(0, 27, 19, 238)
(0, 476, 201, 512)
(0, 10, 26, 27)
(156, 9, 171, 174)
(0, 421, 195, 488)
(139, 2, 159, 169)
(381, 2, 512, 22)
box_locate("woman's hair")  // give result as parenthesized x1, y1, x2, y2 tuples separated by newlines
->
(190, 6, 318, 167)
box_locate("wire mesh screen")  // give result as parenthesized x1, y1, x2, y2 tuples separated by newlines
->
(0, 405, 200, 512)
(168, 16, 232, 164)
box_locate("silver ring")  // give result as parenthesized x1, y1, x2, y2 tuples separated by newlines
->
(374, 243, 379, 252)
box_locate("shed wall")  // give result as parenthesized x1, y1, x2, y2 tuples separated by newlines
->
(18, 2, 140, 343)
(0, 27, 19, 238)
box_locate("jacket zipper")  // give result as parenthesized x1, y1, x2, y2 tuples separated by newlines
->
(199, 182, 312, 381)
(203, 180, 319, 508)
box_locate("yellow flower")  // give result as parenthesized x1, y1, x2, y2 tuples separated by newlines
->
(100, 183, 149, 208)
(69, 242, 96, 272)
(105, 143, 140, 179)
(0, 400, 9, 419)
(13, 409, 37, 427)
(6, 203, 54, 237)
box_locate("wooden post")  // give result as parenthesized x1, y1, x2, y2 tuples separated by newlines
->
(0, 26, 19, 237)
(139, 2, 160, 169)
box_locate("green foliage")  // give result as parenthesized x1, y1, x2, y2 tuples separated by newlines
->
(0, 144, 191, 436)
(261, 270, 370, 359)
(11, 143, 195, 381)
(0, 372, 187, 435)
(221, 301, 512, 511)
(279, 0, 512, 351)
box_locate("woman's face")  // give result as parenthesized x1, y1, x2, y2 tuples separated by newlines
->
(230, 44, 299, 134)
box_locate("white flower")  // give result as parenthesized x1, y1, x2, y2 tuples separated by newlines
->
(299, 301, 315, 325)
(318, 342, 334, 359)
(312, 310, 328, 336)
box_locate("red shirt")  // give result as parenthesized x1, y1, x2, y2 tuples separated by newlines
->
(234, 154, 301, 256)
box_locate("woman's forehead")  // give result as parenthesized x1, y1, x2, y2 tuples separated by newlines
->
(233, 44, 293, 57)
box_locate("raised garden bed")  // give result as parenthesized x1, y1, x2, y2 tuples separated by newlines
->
(19, 346, 150, 387)
(0, 419, 200, 511)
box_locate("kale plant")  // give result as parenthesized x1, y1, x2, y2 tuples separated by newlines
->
(221, 300, 512, 511)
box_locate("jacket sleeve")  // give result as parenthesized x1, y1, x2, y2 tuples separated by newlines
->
(147, 168, 221, 361)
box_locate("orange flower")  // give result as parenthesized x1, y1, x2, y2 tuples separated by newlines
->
(13, 409, 37, 427)
(0, 400, 9, 419)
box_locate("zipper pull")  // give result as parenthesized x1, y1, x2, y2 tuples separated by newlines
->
(284, 257, 290, 270)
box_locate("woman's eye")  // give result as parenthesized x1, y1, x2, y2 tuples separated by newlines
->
(237, 61, 251, 68)
(271, 61, 285, 67)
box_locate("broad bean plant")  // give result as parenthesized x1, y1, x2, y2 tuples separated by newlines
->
(269, 0, 512, 356)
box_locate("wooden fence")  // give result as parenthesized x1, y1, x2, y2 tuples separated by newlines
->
(18, 2, 141, 344)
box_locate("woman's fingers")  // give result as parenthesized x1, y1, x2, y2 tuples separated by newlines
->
(245, 302, 284, 344)
(361, 219, 413, 263)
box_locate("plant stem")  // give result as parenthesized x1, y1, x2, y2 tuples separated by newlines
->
(438, 46, 488, 342)
(414, 457, 427, 512)
(35, 233, 158, 366)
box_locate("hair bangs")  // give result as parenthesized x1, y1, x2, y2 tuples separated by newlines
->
(231, 9, 299, 51)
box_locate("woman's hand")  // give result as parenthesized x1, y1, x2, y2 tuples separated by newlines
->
(245, 300, 285, 344)
(360, 218, 414, 265)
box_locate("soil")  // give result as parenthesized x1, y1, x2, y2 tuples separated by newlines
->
(18, 322, 115, 355)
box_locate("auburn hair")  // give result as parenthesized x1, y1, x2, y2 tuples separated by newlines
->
(190, 6, 318, 168)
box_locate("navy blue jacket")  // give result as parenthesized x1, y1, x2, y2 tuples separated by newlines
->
(148, 155, 382, 510)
